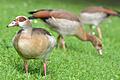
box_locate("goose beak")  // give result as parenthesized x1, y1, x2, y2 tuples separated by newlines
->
(7, 20, 18, 27)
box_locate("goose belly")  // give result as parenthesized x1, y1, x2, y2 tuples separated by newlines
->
(80, 12, 107, 26)
(46, 18, 80, 36)
(13, 35, 50, 59)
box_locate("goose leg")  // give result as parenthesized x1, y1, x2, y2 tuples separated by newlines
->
(43, 63, 47, 80)
(61, 36, 66, 49)
(24, 60, 28, 75)
(96, 27, 102, 40)
(57, 35, 61, 48)
(57, 35, 66, 49)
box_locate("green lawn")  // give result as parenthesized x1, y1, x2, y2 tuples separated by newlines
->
(0, 0, 120, 80)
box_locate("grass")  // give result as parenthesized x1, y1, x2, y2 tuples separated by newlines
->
(0, 0, 120, 80)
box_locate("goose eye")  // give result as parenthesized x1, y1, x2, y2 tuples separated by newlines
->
(12, 21, 16, 24)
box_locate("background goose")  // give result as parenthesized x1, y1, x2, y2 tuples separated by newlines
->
(79, 6, 120, 39)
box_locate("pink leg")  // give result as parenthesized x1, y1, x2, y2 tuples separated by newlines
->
(24, 60, 28, 75)
(44, 63, 47, 80)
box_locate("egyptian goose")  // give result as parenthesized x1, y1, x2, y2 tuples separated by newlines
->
(7, 16, 56, 79)
(28, 9, 103, 54)
(79, 6, 120, 39)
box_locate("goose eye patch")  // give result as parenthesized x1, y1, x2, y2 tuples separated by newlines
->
(17, 17, 27, 22)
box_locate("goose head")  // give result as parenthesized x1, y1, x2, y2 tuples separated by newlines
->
(7, 16, 32, 29)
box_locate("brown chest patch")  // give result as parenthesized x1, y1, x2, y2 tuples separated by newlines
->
(13, 28, 51, 59)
